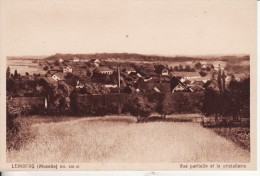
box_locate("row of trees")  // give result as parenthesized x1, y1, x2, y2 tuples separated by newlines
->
(172, 65, 196, 72)
(72, 92, 203, 119)
(202, 69, 250, 126)
(153, 62, 214, 74)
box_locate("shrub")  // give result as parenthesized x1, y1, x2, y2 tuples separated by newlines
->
(173, 66, 179, 71)
(157, 93, 173, 118)
(190, 68, 196, 72)
(199, 71, 207, 77)
(185, 65, 191, 72)
(6, 99, 35, 150)
(202, 77, 250, 126)
(194, 62, 202, 70)
(105, 102, 124, 115)
(43, 66, 49, 71)
(178, 64, 184, 71)
(126, 94, 155, 120)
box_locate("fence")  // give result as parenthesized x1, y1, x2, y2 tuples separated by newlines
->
(72, 93, 128, 115)
(72, 92, 204, 116)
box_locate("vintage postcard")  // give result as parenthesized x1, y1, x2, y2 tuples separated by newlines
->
(0, 0, 257, 171)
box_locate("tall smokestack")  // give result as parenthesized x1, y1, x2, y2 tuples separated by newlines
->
(117, 65, 120, 89)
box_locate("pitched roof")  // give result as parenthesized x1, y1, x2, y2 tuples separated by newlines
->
(43, 77, 57, 85)
(90, 59, 100, 62)
(171, 77, 192, 92)
(73, 69, 87, 75)
(96, 67, 113, 72)
(64, 66, 72, 69)
(53, 72, 65, 80)
(138, 82, 171, 92)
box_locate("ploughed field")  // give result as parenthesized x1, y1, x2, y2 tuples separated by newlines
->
(7, 115, 250, 163)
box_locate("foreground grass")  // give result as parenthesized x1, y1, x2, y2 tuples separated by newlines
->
(212, 127, 250, 151)
(7, 115, 250, 163)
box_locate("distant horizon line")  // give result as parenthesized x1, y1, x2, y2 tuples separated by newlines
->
(6, 52, 250, 59)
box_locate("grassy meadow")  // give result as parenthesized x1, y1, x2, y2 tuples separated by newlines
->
(7, 115, 250, 163)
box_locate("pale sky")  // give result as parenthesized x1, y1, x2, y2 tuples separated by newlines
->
(0, 0, 256, 57)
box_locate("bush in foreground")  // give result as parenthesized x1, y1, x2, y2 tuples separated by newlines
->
(126, 93, 155, 120)
(6, 98, 35, 151)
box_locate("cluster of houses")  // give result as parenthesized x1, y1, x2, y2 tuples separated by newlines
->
(42, 57, 248, 94)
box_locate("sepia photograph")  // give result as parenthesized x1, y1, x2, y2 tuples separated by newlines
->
(0, 0, 257, 171)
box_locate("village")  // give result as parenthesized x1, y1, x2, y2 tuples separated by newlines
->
(39, 55, 246, 94)
(6, 54, 251, 163)
(6, 54, 249, 117)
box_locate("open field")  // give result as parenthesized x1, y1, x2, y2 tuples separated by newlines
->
(7, 115, 250, 163)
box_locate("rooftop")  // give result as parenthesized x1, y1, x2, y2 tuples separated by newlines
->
(96, 67, 114, 72)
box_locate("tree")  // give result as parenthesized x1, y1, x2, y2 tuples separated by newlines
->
(14, 69, 18, 79)
(206, 66, 211, 72)
(199, 71, 207, 77)
(194, 62, 202, 70)
(202, 88, 220, 117)
(178, 64, 183, 71)
(6, 98, 34, 150)
(157, 93, 173, 118)
(154, 64, 165, 74)
(185, 65, 191, 72)
(43, 66, 49, 71)
(54, 60, 60, 66)
(173, 66, 179, 71)
(126, 94, 154, 120)
(6, 66, 11, 78)
(25, 72, 29, 76)
(190, 68, 196, 72)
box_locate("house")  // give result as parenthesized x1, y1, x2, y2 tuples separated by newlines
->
(104, 84, 118, 88)
(161, 68, 169, 76)
(190, 80, 205, 87)
(63, 66, 73, 73)
(91, 59, 101, 67)
(143, 77, 153, 82)
(213, 64, 225, 71)
(90, 58, 101, 63)
(137, 73, 143, 77)
(42, 77, 58, 86)
(95, 67, 114, 75)
(137, 78, 171, 92)
(172, 83, 188, 92)
(122, 67, 136, 74)
(73, 69, 87, 76)
(189, 85, 205, 92)
(80, 58, 88, 62)
(203, 79, 220, 92)
(52, 72, 65, 81)
(202, 64, 213, 69)
(225, 75, 233, 82)
(138, 82, 171, 93)
(59, 58, 64, 63)
(73, 57, 80, 62)
(170, 77, 193, 92)
(75, 80, 84, 89)
(137, 66, 155, 77)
